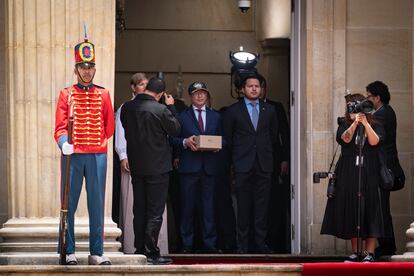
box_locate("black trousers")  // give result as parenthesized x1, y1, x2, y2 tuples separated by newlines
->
(215, 169, 237, 252)
(132, 173, 169, 258)
(234, 160, 272, 253)
(267, 173, 291, 253)
(376, 190, 396, 256)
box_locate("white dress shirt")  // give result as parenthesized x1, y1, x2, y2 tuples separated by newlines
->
(115, 95, 135, 161)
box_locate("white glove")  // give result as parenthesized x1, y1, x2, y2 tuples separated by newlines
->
(62, 142, 74, 155)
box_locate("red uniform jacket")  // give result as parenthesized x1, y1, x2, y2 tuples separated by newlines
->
(54, 84, 115, 154)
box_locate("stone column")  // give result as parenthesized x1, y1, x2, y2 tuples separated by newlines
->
(391, 224, 414, 261)
(0, 0, 123, 261)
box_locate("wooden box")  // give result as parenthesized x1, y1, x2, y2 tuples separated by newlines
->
(194, 135, 222, 151)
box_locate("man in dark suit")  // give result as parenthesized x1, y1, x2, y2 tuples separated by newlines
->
(121, 77, 181, 264)
(223, 75, 279, 254)
(258, 75, 291, 253)
(171, 82, 221, 253)
(366, 80, 405, 257)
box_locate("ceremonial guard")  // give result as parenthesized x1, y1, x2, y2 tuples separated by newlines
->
(54, 32, 115, 265)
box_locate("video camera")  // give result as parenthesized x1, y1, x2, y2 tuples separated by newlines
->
(313, 171, 336, 198)
(346, 99, 374, 114)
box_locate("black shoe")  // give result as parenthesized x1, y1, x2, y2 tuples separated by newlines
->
(221, 244, 237, 254)
(202, 247, 220, 254)
(179, 247, 193, 254)
(344, 252, 371, 263)
(134, 249, 144, 255)
(344, 253, 359, 263)
(362, 253, 375, 263)
(147, 256, 173, 265)
(236, 249, 247, 254)
(222, 247, 236, 254)
(256, 246, 274, 254)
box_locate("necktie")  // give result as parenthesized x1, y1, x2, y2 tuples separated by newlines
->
(197, 109, 204, 133)
(251, 102, 258, 130)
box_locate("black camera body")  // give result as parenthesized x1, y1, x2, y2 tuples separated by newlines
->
(313, 171, 336, 198)
(347, 99, 374, 114)
(158, 93, 166, 105)
(313, 172, 328, 183)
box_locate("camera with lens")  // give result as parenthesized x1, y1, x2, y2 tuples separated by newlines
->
(346, 99, 374, 114)
(156, 71, 167, 105)
(158, 93, 166, 105)
(313, 171, 336, 199)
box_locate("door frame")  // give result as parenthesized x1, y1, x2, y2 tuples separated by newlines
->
(290, 0, 306, 254)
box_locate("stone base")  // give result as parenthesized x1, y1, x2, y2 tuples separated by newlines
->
(0, 252, 146, 265)
(390, 253, 414, 262)
(0, 217, 121, 253)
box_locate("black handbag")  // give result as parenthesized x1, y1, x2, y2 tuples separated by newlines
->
(390, 160, 405, 191)
(378, 151, 394, 190)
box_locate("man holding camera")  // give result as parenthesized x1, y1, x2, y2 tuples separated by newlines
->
(121, 77, 181, 264)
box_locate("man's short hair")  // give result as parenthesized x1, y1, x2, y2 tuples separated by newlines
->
(146, 77, 166, 94)
(76, 62, 95, 69)
(366, 80, 390, 105)
(242, 74, 261, 87)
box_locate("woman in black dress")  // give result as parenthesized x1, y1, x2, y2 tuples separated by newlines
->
(321, 93, 392, 262)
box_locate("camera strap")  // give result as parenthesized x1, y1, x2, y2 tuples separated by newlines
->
(328, 144, 340, 173)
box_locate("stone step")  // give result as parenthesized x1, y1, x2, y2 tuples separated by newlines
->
(0, 241, 121, 253)
(0, 252, 146, 265)
(0, 263, 302, 276)
(0, 217, 122, 253)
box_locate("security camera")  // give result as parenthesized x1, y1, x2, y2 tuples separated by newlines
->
(238, 0, 251, 13)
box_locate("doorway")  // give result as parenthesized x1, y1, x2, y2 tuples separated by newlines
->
(113, 0, 298, 255)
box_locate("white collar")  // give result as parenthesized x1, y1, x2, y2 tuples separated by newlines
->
(192, 105, 206, 111)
